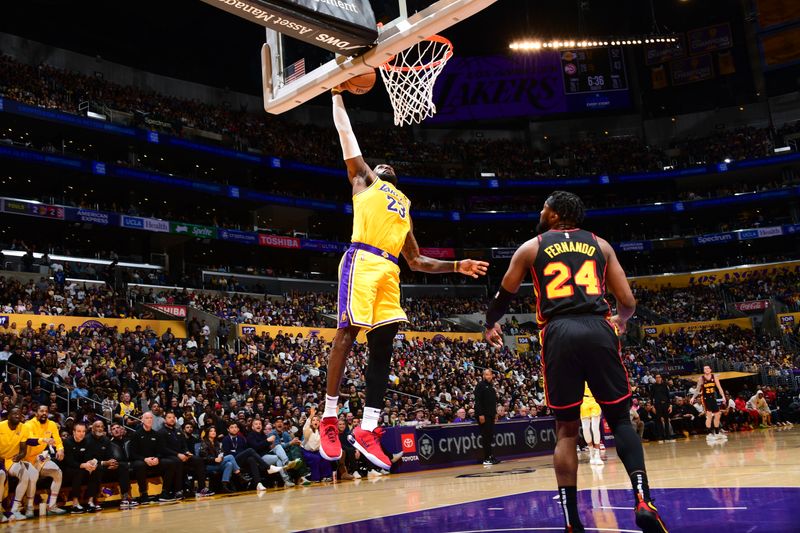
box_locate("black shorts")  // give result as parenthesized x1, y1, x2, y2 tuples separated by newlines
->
(541, 315, 631, 421)
(703, 396, 720, 413)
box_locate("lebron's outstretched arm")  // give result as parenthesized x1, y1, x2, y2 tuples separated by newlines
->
(401, 218, 488, 276)
(332, 92, 373, 194)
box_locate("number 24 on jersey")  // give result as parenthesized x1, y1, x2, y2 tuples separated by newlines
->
(544, 260, 601, 299)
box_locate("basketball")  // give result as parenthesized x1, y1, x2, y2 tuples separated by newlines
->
(342, 70, 376, 95)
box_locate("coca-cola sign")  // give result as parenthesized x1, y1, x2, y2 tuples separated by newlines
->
(734, 300, 770, 313)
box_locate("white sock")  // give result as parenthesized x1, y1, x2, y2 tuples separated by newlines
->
(361, 407, 381, 432)
(48, 494, 57, 507)
(323, 395, 339, 418)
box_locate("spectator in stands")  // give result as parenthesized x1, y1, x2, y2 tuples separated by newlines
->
(747, 391, 772, 427)
(650, 375, 673, 442)
(301, 408, 332, 483)
(129, 411, 177, 504)
(638, 401, 657, 441)
(669, 397, 697, 436)
(221, 421, 267, 491)
(23, 405, 67, 517)
(108, 423, 135, 508)
(113, 392, 139, 426)
(630, 401, 645, 438)
(199, 425, 240, 493)
(61, 422, 102, 513)
(453, 408, 468, 423)
(734, 394, 758, 430)
(88, 420, 137, 509)
(246, 419, 295, 486)
(160, 412, 212, 498)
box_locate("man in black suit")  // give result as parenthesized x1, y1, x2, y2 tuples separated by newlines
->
(159, 412, 212, 498)
(129, 412, 177, 504)
(474, 368, 499, 465)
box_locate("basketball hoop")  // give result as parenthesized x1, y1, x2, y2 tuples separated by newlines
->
(379, 35, 453, 126)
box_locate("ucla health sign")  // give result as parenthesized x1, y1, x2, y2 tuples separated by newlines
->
(121, 216, 170, 233)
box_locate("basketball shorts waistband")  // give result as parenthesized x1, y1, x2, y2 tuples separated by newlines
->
(350, 242, 399, 265)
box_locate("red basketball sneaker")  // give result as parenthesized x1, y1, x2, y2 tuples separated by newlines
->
(634, 496, 668, 533)
(349, 427, 391, 470)
(319, 416, 342, 461)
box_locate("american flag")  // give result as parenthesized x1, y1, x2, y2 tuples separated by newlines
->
(284, 58, 306, 84)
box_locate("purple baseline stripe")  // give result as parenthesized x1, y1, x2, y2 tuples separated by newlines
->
(337, 248, 356, 329)
(303, 487, 800, 533)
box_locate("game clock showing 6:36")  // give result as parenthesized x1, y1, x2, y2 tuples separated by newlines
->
(560, 46, 628, 94)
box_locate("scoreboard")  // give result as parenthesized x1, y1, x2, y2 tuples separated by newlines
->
(560, 46, 628, 94)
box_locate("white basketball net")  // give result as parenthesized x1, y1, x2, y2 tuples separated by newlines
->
(379, 36, 453, 126)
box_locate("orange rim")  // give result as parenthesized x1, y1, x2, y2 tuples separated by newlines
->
(380, 35, 454, 73)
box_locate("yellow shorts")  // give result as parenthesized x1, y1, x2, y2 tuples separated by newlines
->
(337, 246, 407, 330)
(580, 401, 602, 419)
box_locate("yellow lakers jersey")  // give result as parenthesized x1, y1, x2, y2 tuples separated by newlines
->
(0, 420, 30, 467)
(351, 178, 411, 258)
(24, 418, 63, 462)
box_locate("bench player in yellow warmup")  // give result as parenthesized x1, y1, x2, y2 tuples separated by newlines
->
(580, 383, 604, 466)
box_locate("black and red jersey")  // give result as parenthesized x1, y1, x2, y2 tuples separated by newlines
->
(531, 229, 610, 325)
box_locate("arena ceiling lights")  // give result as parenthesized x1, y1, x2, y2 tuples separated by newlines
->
(509, 35, 679, 51)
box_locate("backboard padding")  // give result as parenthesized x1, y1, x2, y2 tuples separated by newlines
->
(261, 0, 497, 114)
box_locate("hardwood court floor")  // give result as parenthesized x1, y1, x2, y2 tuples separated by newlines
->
(10, 427, 798, 532)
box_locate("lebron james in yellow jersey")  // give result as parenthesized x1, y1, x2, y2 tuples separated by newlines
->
(319, 88, 489, 470)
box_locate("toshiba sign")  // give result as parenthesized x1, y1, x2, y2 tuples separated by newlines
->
(258, 234, 301, 249)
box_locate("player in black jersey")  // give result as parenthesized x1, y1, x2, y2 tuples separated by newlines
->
(484, 191, 667, 533)
(690, 365, 727, 443)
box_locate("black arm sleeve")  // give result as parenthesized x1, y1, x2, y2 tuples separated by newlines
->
(485, 286, 516, 328)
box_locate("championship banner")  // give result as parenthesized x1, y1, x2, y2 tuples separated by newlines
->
(687, 23, 733, 54)
(670, 54, 714, 85)
(380, 418, 613, 474)
(777, 312, 800, 333)
(146, 305, 188, 318)
(629, 260, 800, 290)
(0, 313, 186, 338)
(642, 317, 753, 336)
(734, 300, 770, 313)
(238, 324, 483, 343)
(199, 0, 378, 55)
(644, 35, 686, 65)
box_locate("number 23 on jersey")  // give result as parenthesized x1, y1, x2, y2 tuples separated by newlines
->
(543, 260, 601, 299)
